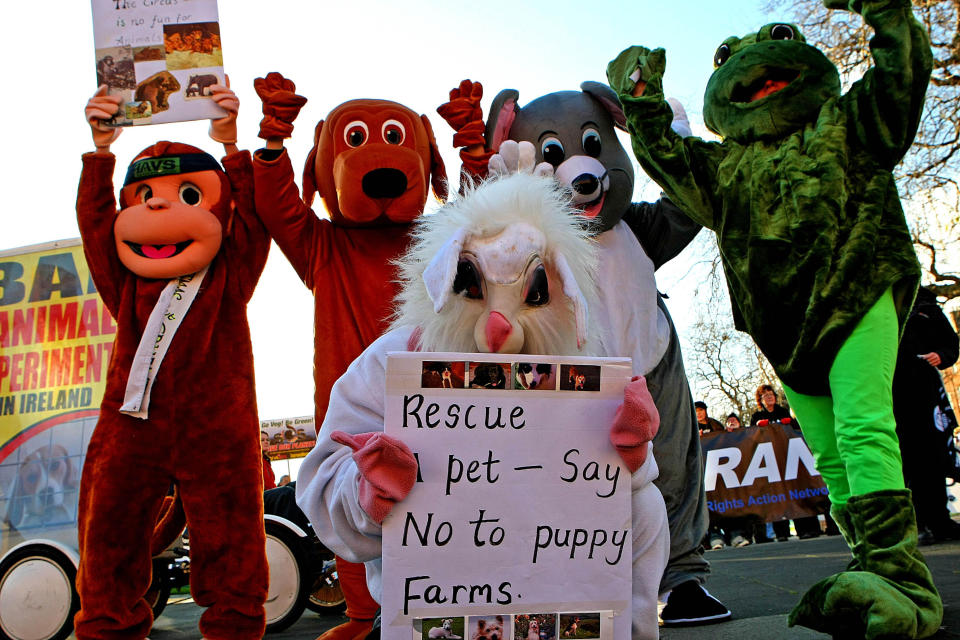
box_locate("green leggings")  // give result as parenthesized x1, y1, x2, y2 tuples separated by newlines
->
(781, 288, 905, 505)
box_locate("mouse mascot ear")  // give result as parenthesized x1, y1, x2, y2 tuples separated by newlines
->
(484, 89, 520, 153)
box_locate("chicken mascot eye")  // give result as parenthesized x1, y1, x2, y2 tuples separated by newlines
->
(179, 182, 202, 206)
(344, 121, 369, 147)
(525, 264, 550, 306)
(453, 258, 484, 299)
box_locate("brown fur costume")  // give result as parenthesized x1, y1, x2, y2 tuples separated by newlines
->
(74, 142, 270, 640)
(252, 89, 446, 640)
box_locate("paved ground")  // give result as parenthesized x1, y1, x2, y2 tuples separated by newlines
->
(110, 534, 958, 640)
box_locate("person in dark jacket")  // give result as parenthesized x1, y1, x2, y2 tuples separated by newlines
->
(893, 286, 960, 544)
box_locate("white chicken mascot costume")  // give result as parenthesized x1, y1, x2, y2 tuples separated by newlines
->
(296, 172, 670, 639)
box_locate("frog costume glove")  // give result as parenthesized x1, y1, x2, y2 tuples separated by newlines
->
(607, 46, 665, 99)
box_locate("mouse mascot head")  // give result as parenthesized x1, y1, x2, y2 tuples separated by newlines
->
(302, 99, 447, 225)
(115, 141, 232, 278)
(484, 84, 637, 231)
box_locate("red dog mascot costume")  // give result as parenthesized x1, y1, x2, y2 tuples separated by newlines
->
(75, 87, 269, 640)
(251, 73, 447, 640)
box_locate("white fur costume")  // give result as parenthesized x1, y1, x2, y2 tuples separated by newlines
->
(296, 174, 669, 640)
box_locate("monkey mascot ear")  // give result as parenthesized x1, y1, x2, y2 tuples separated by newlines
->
(116, 141, 231, 279)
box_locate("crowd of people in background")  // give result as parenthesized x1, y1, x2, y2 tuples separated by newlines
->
(698, 287, 960, 550)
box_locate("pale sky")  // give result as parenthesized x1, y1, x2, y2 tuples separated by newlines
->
(1, 0, 777, 421)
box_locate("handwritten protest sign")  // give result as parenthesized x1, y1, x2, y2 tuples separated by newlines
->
(382, 352, 633, 640)
(90, 0, 226, 126)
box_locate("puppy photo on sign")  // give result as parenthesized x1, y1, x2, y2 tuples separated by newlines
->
(423, 617, 465, 639)
(513, 363, 557, 391)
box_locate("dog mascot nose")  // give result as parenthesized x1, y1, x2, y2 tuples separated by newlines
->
(485, 311, 513, 352)
(362, 168, 408, 199)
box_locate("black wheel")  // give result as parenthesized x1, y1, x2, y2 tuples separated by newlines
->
(305, 558, 346, 614)
(145, 557, 171, 621)
(264, 521, 309, 633)
(0, 545, 79, 640)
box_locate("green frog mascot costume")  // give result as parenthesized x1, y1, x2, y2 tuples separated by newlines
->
(607, 0, 942, 638)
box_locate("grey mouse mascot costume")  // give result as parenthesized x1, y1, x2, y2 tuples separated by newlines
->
(437, 80, 729, 625)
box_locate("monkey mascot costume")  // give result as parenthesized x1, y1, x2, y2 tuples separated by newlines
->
(75, 86, 269, 640)
(437, 81, 728, 625)
(251, 73, 447, 640)
(608, 0, 942, 637)
(296, 173, 671, 640)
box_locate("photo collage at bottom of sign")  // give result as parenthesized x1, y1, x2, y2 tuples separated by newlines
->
(421, 361, 602, 392)
(417, 612, 605, 640)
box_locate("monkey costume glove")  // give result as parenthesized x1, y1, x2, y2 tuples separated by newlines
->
(254, 72, 307, 140)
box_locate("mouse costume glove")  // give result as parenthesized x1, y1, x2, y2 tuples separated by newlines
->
(330, 430, 418, 525)
(788, 490, 942, 639)
(254, 72, 308, 141)
(85, 85, 123, 152)
(609, 376, 660, 473)
(437, 79, 494, 180)
(606, 46, 666, 99)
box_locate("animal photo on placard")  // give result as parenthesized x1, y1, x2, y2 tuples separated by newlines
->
(468, 362, 510, 389)
(422, 361, 466, 389)
(133, 70, 179, 114)
(3, 442, 80, 532)
(423, 617, 465, 640)
(514, 613, 557, 640)
(513, 362, 556, 391)
(185, 73, 220, 98)
(558, 613, 600, 639)
(163, 22, 223, 70)
(469, 615, 511, 640)
(559, 365, 600, 392)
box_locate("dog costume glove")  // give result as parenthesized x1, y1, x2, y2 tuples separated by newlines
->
(330, 430, 418, 524)
(609, 376, 660, 473)
(85, 85, 123, 151)
(437, 79, 494, 181)
(254, 72, 308, 140)
(606, 46, 666, 99)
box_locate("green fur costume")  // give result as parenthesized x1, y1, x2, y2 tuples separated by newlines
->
(608, 0, 943, 637)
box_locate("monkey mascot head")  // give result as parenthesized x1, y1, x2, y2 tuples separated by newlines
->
(116, 141, 233, 279)
(301, 99, 447, 226)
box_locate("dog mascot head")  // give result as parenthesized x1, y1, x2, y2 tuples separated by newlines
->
(302, 99, 448, 226)
(116, 141, 232, 279)
(393, 172, 599, 355)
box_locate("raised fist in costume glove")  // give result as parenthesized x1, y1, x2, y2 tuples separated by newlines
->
(254, 72, 308, 142)
(437, 79, 494, 184)
(330, 430, 418, 525)
(609, 376, 660, 473)
(607, 45, 666, 99)
(85, 85, 123, 153)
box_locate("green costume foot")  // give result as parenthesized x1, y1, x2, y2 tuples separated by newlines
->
(788, 490, 942, 639)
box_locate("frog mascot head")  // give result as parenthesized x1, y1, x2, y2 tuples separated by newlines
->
(704, 23, 840, 141)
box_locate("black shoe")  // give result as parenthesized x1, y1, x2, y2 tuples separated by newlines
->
(928, 518, 960, 542)
(918, 528, 936, 546)
(660, 581, 732, 626)
(776, 535, 789, 542)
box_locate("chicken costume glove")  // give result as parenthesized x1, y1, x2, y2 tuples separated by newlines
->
(75, 88, 269, 640)
(608, 0, 941, 636)
(297, 173, 670, 640)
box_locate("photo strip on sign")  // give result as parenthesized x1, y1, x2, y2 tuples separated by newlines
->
(383, 352, 633, 640)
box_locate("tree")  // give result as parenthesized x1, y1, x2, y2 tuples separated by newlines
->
(765, 0, 960, 301)
(681, 234, 781, 419)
